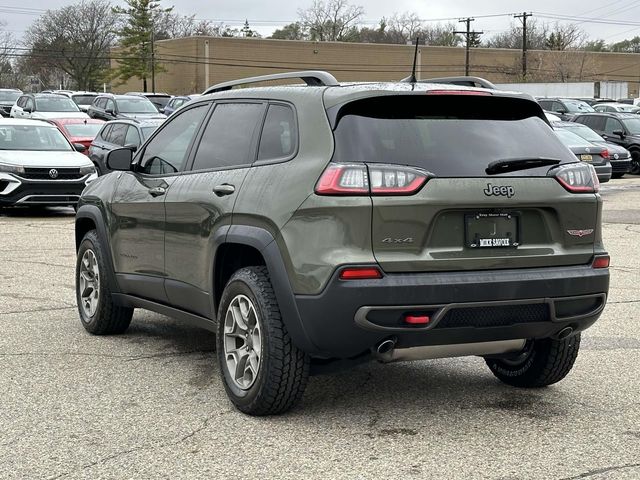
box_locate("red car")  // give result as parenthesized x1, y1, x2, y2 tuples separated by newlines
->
(47, 118, 105, 155)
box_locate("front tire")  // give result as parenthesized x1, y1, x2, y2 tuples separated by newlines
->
(216, 266, 310, 415)
(76, 230, 133, 334)
(485, 334, 581, 388)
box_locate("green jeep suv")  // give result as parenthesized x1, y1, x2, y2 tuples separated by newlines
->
(74, 71, 609, 415)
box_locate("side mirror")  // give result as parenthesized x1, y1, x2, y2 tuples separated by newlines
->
(23, 106, 32, 113)
(123, 143, 138, 152)
(612, 129, 625, 138)
(107, 147, 133, 171)
(556, 108, 568, 114)
(73, 143, 86, 152)
(105, 108, 114, 116)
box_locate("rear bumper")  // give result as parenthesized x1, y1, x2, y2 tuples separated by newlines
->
(594, 163, 612, 182)
(294, 264, 609, 358)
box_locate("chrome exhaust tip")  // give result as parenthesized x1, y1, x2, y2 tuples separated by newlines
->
(376, 338, 396, 355)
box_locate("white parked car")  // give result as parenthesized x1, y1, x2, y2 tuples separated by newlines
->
(54, 91, 99, 113)
(10, 93, 89, 120)
(593, 102, 640, 114)
(0, 119, 97, 207)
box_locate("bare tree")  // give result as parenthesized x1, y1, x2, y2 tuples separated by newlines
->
(154, 12, 238, 39)
(25, 0, 118, 90)
(545, 23, 586, 50)
(298, 0, 364, 41)
(0, 22, 16, 86)
(484, 20, 549, 50)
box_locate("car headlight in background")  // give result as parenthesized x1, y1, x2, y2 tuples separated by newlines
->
(0, 162, 25, 175)
(79, 164, 96, 176)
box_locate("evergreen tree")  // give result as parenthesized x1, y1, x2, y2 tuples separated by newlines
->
(113, 0, 173, 91)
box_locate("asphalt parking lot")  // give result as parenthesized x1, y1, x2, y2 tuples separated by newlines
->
(1, 180, 639, 480)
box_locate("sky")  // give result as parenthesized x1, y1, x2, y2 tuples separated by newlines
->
(2, 0, 640, 45)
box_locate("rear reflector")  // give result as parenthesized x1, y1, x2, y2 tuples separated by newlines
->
(315, 163, 429, 196)
(592, 255, 610, 269)
(339, 267, 383, 280)
(405, 315, 430, 325)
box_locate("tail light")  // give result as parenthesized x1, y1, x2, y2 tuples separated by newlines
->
(600, 149, 609, 160)
(315, 163, 429, 196)
(551, 163, 599, 193)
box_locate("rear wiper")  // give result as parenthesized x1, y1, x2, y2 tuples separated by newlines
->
(486, 157, 561, 175)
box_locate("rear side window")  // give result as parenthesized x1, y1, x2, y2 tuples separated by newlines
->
(332, 95, 577, 177)
(108, 123, 127, 146)
(576, 115, 605, 131)
(257, 104, 297, 161)
(191, 102, 264, 171)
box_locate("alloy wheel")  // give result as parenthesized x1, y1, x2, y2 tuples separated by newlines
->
(223, 294, 262, 390)
(79, 249, 100, 318)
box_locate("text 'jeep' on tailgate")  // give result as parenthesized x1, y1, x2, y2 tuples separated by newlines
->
(74, 71, 609, 415)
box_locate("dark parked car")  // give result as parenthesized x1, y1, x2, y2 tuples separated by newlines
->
(552, 121, 631, 178)
(538, 98, 595, 121)
(87, 94, 166, 122)
(163, 94, 201, 116)
(553, 129, 611, 182)
(75, 71, 609, 415)
(572, 112, 640, 174)
(87, 119, 164, 174)
(0, 88, 21, 117)
(125, 92, 172, 113)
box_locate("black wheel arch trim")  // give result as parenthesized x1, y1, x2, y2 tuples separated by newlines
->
(75, 203, 121, 294)
(221, 224, 319, 355)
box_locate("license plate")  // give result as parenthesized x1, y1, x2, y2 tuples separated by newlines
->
(581, 154, 593, 161)
(465, 213, 520, 248)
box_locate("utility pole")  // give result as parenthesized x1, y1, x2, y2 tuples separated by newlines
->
(151, 27, 155, 93)
(455, 18, 483, 76)
(514, 12, 533, 79)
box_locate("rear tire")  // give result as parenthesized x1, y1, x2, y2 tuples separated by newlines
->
(216, 266, 310, 415)
(629, 149, 640, 175)
(485, 334, 581, 388)
(76, 230, 133, 335)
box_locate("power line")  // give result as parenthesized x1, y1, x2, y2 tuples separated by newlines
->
(454, 18, 483, 76)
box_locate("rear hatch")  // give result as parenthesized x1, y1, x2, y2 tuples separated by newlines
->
(328, 93, 601, 273)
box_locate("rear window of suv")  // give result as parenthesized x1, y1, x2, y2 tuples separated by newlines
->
(332, 95, 577, 177)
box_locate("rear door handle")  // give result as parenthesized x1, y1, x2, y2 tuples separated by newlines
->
(213, 184, 235, 196)
(148, 186, 166, 197)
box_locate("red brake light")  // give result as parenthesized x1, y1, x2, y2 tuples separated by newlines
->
(315, 163, 428, 196)
(592, 255, 610, 269)
(551, 163, 599, 193)
(339, 267, 383, 280)
(425, 90, 491, 96)
(600, 149, 609, 159)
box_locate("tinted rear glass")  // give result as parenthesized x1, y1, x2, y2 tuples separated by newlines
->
(72, 94, 97, 105)
(332, 95, 576, 177)
(63, 123, 103, 137)
(556, 123, 604, 143)
(555, 129, 593, 148)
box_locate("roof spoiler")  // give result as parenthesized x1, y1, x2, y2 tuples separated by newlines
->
(401, 75, 496, 90)
(204, 70, 339, 94)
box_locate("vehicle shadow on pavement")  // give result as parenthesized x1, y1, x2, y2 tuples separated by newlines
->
(118, 314, 572, 422)
(0, 206, 75, 218)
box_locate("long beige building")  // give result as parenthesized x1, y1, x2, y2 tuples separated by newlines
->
(111, 36, 640, 97)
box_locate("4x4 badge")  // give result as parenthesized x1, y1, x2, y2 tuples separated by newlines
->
(567, 229, 594, 237)
(483, 183, 515, 198)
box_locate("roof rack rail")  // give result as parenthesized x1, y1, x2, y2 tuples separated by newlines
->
(400, 75, 496, 90)
(204, 70, 339, 94)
